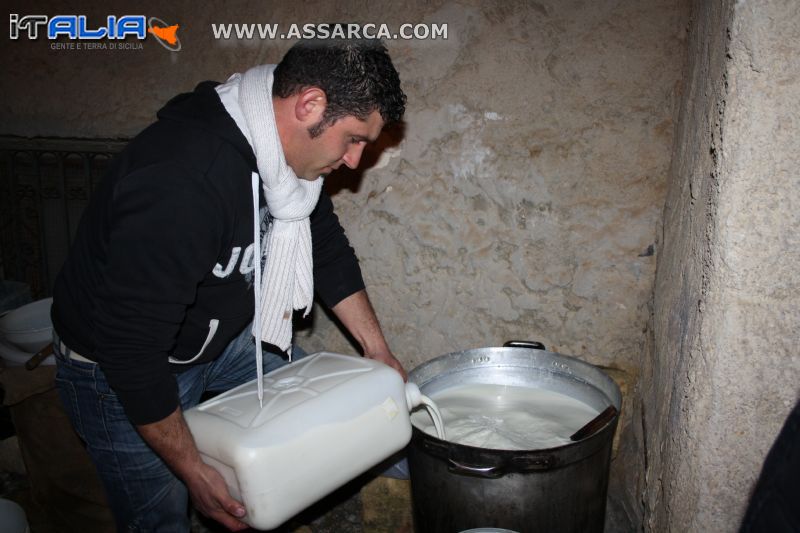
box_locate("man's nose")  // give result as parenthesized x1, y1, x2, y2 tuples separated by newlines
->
(341, 143, 366, 170)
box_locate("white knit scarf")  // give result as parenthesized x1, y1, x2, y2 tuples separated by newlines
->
(237, 64, 324, 403)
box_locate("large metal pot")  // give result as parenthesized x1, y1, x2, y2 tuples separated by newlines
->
(407, 341, 621, 533)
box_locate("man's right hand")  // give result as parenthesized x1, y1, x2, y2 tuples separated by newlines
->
(137, 406, 249, 531)
(184, 461, 249, 531)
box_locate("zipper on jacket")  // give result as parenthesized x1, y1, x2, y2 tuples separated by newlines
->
(169, 318, 219, 364)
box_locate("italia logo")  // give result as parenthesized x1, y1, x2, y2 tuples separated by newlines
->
(147, 17, 181, 51)
(9, 14, 182, 51)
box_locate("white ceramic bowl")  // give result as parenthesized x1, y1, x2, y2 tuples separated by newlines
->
(0, 498, 29, 533)
(0, 298, 53, 352)
(0, 337, 55, 366)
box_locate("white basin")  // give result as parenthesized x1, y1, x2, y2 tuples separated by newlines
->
(0, 298, 53, 353)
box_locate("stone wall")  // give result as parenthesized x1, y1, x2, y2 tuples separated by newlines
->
(639, 0, 800, 530)
(298, 1, 688, 384)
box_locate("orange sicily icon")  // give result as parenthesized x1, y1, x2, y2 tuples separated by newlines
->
(148, 24, 179, 45)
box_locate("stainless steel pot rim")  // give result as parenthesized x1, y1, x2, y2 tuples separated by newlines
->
(408, 345, 622, 408)
(407, 345, 622, 457)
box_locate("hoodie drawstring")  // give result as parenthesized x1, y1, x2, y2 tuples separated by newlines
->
(251, 172, 264, 408)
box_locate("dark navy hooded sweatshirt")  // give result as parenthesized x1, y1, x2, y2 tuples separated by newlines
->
(51, 81, 365, 425)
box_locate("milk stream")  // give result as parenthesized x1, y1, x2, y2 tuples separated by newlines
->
(420, 394, 446, 440)
(411, 383, 599, 450)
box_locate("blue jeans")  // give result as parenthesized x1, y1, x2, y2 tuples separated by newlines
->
(54, 324, 302, 532)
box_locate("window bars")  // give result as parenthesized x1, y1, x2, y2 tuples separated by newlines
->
(0, 137, 126, 298)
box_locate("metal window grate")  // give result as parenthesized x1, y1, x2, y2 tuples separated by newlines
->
(0, 137, 127, 298)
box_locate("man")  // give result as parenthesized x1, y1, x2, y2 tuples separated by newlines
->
(51, 38, 407, 531)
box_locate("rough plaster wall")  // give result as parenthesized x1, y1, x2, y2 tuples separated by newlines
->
(641, 1, 734, 528)
(299, 1, 687, 385)
(643, 0, 800, 531)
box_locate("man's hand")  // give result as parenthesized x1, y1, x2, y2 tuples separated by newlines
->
(137, 407, 249, 531)
(331, 290, 408, 380)
(184, 462, 249, 531)
(366, 348, 408, 381)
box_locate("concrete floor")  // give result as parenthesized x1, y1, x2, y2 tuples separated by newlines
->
(0, 359, 413, 532)
(191, 473, 413, 533)
(2, 460, 630, 533)
(0, 404, 626, 533)
(0, 378, 415, 533)
(0, 436, 414, 533)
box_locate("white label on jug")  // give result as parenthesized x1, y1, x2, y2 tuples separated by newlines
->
(410, 384, 599, 450)
(381, 396, 399, 419)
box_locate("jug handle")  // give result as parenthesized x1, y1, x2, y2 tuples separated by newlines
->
(503, 340, 547, 351)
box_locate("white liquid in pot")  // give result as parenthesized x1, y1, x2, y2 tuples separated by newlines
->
(410, 383, 599, 450)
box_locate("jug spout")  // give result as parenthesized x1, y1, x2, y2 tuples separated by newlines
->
(405, 382, 422, 410)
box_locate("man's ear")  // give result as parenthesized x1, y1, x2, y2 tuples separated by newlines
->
(294, 87, 327, 124)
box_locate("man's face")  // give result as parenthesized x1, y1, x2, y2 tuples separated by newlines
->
(293, 110, 384, 180)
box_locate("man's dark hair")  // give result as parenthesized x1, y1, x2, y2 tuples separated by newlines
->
(273, 37, 406, 137)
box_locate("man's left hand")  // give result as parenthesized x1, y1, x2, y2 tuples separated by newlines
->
(366, 349, 407, 381)
(331, 290, 409, 381)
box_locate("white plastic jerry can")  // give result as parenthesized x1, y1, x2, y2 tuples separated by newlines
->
(184, 351, 422, 530)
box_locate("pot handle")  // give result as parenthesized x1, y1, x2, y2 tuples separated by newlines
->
(448, 454, 558, 477)
(447, 459, 505, 478)
(503, 340, 547, 351)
